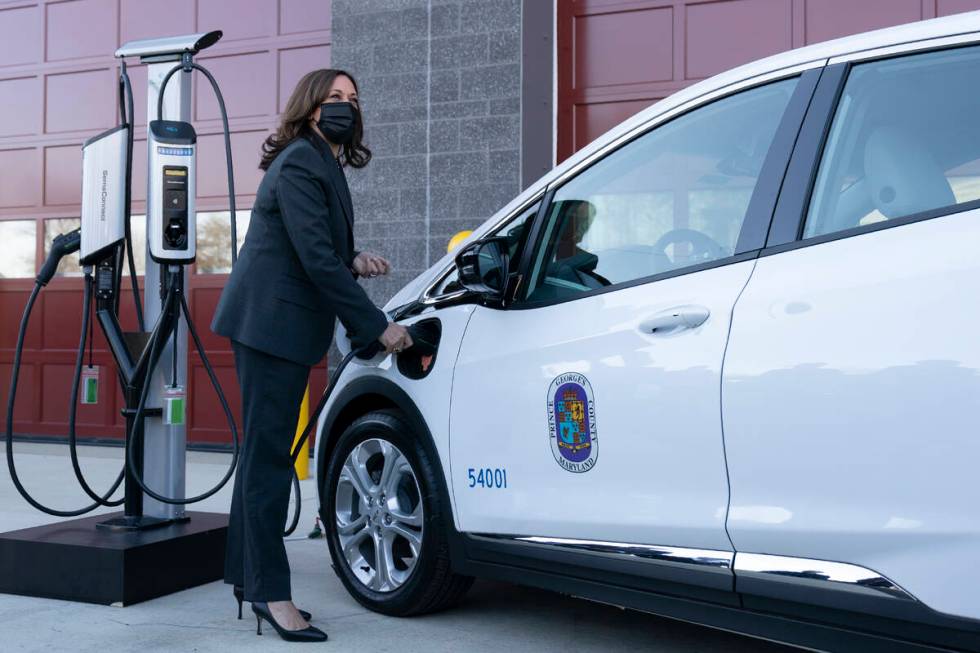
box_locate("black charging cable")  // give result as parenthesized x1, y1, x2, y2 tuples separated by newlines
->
(281, 330, 436, 536)
(66, 272, 125, 507)
(119, 60, 145, 332)
(281, 347, 359, 536)
(122, 271, 240, 504)
(156, 57, 238, 264)
(5, 232, 127, 516)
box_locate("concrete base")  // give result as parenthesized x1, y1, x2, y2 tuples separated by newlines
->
(0, 511, 227, 606)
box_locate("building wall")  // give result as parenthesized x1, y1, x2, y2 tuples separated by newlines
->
(557, 0, 980, 162)
(330, 0, 524, 314)
(0, 0, 333, 444)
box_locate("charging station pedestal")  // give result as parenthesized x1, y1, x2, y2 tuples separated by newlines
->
(0, 512, 227, 605)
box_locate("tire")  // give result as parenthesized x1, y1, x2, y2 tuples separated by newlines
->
(322, 409, 473, 616)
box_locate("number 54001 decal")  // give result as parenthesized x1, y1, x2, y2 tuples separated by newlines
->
(467, 467, 508, 489)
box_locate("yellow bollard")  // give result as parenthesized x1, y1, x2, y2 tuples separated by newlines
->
(292, 384, 310, 480)
(447, 230, 473, 253)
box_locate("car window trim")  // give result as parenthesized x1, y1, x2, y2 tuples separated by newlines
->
(508, 188, 555, 304)
(735, 67, 823, 252)
(828, 30, 980, 66)
(509, 251, 760, 311)
(761, 197, 980, 259)
(511, 69, 821, 310)
(766, 40, 980, 255)
(764, 62, 850, 248)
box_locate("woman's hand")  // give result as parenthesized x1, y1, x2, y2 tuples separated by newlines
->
(378, 323, 413, 354)
(354, 252, 391, 278)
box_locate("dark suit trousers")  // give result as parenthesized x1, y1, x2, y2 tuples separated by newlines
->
(223, 340, 310, 602)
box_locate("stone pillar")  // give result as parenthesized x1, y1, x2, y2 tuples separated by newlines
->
(331, 0, 525, 306)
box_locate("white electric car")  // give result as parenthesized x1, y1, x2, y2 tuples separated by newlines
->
(315, 13, 980, 652)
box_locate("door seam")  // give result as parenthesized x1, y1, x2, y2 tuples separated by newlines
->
(718, 258, 759, 597)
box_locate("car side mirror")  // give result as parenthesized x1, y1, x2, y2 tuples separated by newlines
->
(455, 237, 509, 302)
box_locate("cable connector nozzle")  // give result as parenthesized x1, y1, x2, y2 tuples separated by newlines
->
(36, 229, 81, 286)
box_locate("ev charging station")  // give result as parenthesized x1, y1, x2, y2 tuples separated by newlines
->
(0, 31, 241, 605)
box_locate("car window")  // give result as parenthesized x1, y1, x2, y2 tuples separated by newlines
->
(804, 46, 980, 239)
(429, 200, 540, 297)
(520, 78, 799, 305)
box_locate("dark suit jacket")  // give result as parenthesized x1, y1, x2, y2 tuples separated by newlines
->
(211, 132, 388, 366)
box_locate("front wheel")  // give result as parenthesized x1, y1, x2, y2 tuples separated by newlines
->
(322, 410, 473, 616)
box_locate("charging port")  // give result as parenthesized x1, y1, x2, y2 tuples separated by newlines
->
(397, 319, 441, 380)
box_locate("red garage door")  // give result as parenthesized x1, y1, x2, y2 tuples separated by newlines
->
(0, 0, 332, 446)
(557, 0, 980, 163)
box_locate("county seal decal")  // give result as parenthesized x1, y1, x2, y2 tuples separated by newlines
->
(547, 372, 598, 473)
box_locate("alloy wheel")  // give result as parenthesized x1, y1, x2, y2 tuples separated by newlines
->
(334, 438, 424, 592)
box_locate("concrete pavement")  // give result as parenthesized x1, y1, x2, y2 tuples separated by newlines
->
(0, 441, 790, 652)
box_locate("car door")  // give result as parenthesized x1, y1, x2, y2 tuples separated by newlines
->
(723, 44, 980, 623)
(448, 71, 817, 558)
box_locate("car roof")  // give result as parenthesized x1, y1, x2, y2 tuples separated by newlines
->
(386, 10, 980, 310)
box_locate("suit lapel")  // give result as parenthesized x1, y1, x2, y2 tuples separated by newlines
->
(306, 133, 355, 230)
(326, 159, 355, 230)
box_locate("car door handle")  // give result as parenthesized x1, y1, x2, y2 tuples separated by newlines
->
(639, 306, 710, 335)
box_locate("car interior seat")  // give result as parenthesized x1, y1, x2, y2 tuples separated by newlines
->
(863, 124, 955, 220)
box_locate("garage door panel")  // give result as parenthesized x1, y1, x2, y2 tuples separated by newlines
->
(938, 0, 980, 17)
(0, 149, 42, 208)
(44, 144, 85, 206)
(1, 290, 42, 350)
(803, 0, 923, 44)
(46, 69, 115, 135)
(190, 364, 241, 438)
(280, 0, 333, 35)
(279, 45, 332, 113)
(0, 77, 42, 138)
(40, 363, 75, 423)
(41, 289, 85, 350)
(199, 0, 276, 41)
(574, 7, 673, 88)
(0, 4, 41, 68)
(685, 0, 792, 79)
(45, 0, 117, 62)
(197, 130, 268, 198)
(0, 363, 37, 426)
(573, 98, 655, 152)
(120, 0, 195, 45)
(195, 52, 276, 122)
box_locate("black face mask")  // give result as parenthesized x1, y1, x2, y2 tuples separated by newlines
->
(317, 102, 357, 144)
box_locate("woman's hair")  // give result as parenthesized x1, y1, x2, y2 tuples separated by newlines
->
(259, 68, 372, 171)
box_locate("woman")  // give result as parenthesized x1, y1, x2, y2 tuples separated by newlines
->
(211, 69, 412, 642)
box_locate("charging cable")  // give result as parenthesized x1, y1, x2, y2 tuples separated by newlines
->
(156, 55, 238, 264)
(122, 269, 240, 504)
(119, 60, 145, 332)
(281, 330, 437, 536)
(4, 231, 127, 516)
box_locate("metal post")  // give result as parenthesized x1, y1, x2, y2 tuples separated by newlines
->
(141, 63, 191, 521)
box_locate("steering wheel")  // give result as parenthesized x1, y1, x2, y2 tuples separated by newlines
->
(651, 229, 727, 269)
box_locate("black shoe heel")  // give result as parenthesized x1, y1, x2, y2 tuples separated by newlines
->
(233, 585, 244, 620)
(251, 602, 327, 643)
(234, 585, 311, 621)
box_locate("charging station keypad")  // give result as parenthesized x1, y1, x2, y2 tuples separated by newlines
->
(162, 166, 188, 250)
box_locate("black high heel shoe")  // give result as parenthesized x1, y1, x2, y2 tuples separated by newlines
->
(252, 601, 327, 642)
(233, 585, 311, 621)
